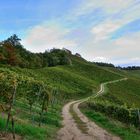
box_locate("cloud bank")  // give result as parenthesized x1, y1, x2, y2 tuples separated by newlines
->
(21, 0, 140, 66)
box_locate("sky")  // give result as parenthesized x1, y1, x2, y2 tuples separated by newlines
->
(0, 0, 140, 66)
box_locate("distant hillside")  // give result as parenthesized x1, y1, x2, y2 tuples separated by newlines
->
(0, 54, 122, 99)
(93, 62, 115, 68)
(120, 66, 140, 70)
(0, 35, 123, 98)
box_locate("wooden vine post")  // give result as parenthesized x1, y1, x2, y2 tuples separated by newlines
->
(39, 87, 50, 127)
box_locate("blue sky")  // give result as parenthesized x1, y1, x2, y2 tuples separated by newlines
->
(0, 0, 140, 66)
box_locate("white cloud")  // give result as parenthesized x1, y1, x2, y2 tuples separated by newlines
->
(111, 57, 140, 66)
(76, 31, 140, 66)
(70, 0, 138, 43)
(113, 33, 140, 58)
(22, 23, 77, 52)
(91, 21, 122, 41)
(21, 0, 140, 66)
(72, 0, 134, 18)
(93, 57, 108, 62)
(99, 0, 133, 14)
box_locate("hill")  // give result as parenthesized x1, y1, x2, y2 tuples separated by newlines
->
(80, 65, 140, 140)
(0, 35, 140, 140)
(0, 35, 71, 68)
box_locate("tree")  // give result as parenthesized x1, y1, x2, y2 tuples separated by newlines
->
(0, 53, 6, 64)
(3, 42, 18, 66)
(0, 36, 72, 68)
(5, 34, 21, 46)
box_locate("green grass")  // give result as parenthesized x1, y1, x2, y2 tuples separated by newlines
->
(0, 98, 62, 140)
(69, 102, 88, 134)
(15, 100, 61, 126)
(80, 67, 140, 139)
(0, 56, 122, 139)
(126, 70, 140, 79)
(81, 108, 140, 140)
(107, 78, 140, 107)
(86, 65, 140, 107)
(0, 56, 122, 99)
(1, 55, 140, 139)
(0, 117, 58, 140)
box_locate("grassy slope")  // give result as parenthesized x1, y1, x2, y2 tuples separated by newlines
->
(80, 66, 140, 140)
(0, 56, 122, 139)
(82, 109, 140, 140)
(107, 78, 140, 107)
(126, 70, 140, 79)
(1, 55, 140, 139)
(100, 66, 140, 107)
(0, 99, 62, 140)
(3, 56, 122, 98)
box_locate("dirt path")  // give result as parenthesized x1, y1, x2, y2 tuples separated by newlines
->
(57, 78, 127, 140)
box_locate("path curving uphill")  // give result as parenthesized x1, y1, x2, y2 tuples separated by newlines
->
(57, 78, 127, 140)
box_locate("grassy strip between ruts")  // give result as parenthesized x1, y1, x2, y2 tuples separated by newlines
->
(69, 102, 88, 134)
(81, 107, 140, 140)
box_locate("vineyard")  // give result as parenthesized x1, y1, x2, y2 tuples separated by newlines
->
(0, 68, 62, 139)
(86, 98, 140, 127)
(0, 54, 123, 140)
(80, 77, 140, 140)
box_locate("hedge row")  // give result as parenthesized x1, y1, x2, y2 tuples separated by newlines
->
(87, 101, 140, 127)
